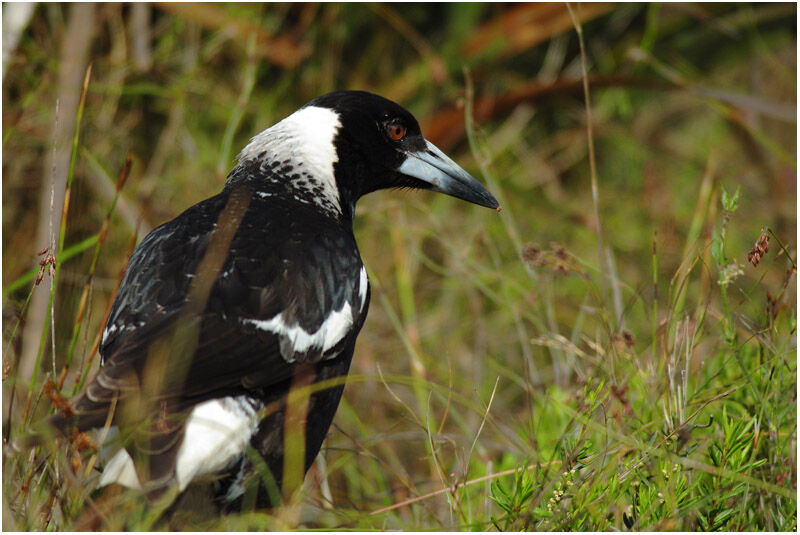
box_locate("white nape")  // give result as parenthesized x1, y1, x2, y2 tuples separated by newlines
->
(237, 106, 342, 215)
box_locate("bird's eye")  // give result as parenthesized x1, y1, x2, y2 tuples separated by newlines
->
(386, 123, 406, 141)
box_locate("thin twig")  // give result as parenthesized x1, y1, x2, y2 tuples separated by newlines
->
(466, 376, 499, 470)
(28, 60, 94, 397)
(18, 3, 95, 390)
(765, 227, 797, 270)
(566, 3, 607, 309)
(63, 151, 133, 379)
(369, 460, 562, 515)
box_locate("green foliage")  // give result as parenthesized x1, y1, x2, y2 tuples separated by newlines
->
(489, 466, 536, 530)
(3, 3, 796, 531)
(696, 409, 767, 531)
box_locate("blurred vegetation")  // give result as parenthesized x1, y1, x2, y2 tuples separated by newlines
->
(2, 3, 796, 531)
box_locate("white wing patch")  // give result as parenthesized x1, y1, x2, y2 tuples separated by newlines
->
(174, 397, 259, 491)
(101, 324, 117, 346)
(358, 266, 369, 311)
(242, 301, 354, 362)
(99, 447, 141, 489)
(237, 106, 342, 215)
(97, 397, 259, 493)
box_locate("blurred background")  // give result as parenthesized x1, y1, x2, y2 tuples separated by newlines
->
(2, 3, 796, 530)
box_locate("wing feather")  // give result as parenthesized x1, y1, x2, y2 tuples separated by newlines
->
(70, 189, 366, 427)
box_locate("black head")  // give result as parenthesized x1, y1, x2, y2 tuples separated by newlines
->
(234, 90, 499, 220)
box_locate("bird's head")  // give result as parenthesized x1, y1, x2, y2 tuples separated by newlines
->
(233, 90, 499, 219)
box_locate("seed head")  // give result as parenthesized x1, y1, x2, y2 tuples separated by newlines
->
(748, 231, 770, 267)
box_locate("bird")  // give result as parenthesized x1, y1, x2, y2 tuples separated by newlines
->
(45, 90, 499, 511)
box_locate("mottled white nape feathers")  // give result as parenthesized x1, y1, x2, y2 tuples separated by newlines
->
(237, 106, 342, 215)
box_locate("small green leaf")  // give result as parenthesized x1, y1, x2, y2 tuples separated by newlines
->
(713, 507, 737, 528)
(721, 185, 741, 212)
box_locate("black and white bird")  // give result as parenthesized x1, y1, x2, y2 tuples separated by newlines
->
(49, 90, 499, 509)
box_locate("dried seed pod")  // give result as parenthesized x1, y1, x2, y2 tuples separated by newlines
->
(747, 231, 770, 267)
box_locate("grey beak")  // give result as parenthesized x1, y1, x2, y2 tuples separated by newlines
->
(398, 140, 500, 210)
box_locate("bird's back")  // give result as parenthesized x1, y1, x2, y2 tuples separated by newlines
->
(58, 185, 369, 503)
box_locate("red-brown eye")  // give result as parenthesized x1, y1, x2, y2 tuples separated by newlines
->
(387, 123, 406, 141)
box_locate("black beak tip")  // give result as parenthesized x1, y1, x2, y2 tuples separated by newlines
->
(474, 191, 501, 211)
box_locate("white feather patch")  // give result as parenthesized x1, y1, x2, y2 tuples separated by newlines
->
(174, 397, 259, 491)
(242, 301, 354, 361)
(96, 397, 258, 493)
(99, 448, 141, 490)
(237, 106, 342, 215)
(358, 266, 369, 311)
(101, 324, 117, 346)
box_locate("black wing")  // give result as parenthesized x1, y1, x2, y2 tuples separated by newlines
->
(72, 186, 368, 427)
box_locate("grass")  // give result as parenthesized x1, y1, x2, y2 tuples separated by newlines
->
(2, 3, 796, 531)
